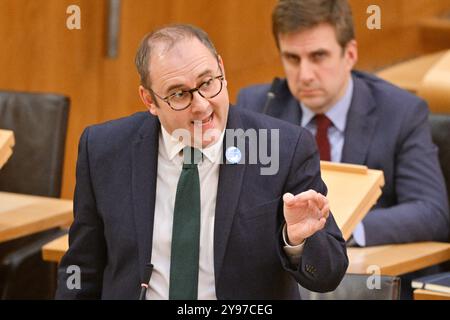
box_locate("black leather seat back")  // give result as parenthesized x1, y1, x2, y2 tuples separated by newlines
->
(429, 113, 450, 211)
(0, 90, 70, 299)
(0, 91, 69, 197)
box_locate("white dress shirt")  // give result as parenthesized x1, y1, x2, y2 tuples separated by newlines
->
(147, 125, 304, 299)
(147, 126, 223, 300)
(300, 77, 354, 163)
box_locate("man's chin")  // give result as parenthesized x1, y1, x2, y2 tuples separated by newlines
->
(297, 96, 326, 111)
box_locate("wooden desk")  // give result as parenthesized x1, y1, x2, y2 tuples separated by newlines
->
(43, 236, 450, 278)
(376, 50, 450, 113)
(347, 242, 450, 276)
(321, 161, 384, 241)
(414, 289, 450, 300)
(42, 233, 68, 263)
(0, 192, 73, 243)
(0, 129, 15, 169)
(376, 51, 446, 93)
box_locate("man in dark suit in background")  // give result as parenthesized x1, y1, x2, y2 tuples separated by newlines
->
(237, 0, 449, 248)
(55, 24, 347, 299)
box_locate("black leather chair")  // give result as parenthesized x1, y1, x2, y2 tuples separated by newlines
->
(0, 90, 70, 299)
(299, 273, 401, 300)
(300, 113, 448, 300)
(429, 113, 450, 217)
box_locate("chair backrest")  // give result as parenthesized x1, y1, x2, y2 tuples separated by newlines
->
(299, 273, 401, 300)
(429, 113, 450, 213)
(0, 90, 69, 197)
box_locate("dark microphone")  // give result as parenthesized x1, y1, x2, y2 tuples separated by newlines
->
(139, 263, 154, 300)
(262, 77, 282, 115)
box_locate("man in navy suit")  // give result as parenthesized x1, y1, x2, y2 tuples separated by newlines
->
(237, 0, 449, 247)
(55, 24, 347, 299)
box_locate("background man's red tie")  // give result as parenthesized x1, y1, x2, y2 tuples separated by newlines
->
(314, 114, 331, 161)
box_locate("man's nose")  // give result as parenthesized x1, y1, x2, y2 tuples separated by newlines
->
(297, 61, 315, 84)
(190, 90, 209, 113)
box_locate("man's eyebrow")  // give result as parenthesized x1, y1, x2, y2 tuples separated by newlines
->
(281, 51, 299, 58)
(164, 69, 215, 93)
(281, 52, 302, 64)
(165, 83, 185, 94)
(309, 48, 329, 56)
(281, 48, 330, 59)
(197, 68, 215, 79)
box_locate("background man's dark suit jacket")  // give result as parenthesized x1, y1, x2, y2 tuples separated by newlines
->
(237, 71, 449, 246)
(55, 107, 348, 299)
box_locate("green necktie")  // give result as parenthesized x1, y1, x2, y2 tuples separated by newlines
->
(169, 147, 202, 300)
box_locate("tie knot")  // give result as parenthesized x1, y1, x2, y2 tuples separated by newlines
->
(183, 147, 203, 167)
(314, 114, 332, 129)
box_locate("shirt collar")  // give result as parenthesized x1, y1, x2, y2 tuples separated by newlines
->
(300, 77, 354, 132)
(160, 125, 224, 164)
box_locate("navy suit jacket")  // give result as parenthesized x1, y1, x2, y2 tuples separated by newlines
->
(55, 107, 348, 299)
(236, 71, 449, 246)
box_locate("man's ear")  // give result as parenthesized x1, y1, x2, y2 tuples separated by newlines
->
(139, 85, 158, 116)
(217, 55, 227, 86)
(344, 40, 358, 70)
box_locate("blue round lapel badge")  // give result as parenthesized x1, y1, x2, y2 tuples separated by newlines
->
(225, 146, 242, 164)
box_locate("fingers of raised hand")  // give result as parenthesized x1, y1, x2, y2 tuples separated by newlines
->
(284, 190, 318, 207)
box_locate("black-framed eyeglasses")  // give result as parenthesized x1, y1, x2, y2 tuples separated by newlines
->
(149, 74, 225, 111)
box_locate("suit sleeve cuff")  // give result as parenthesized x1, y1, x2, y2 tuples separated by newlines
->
(352, 222, 366, 247)
(282, 224, 305, 265)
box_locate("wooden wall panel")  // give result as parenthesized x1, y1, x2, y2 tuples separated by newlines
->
(98, 0, 280, 122)
(350, 0, 450, 70)
(0, 0, 105, 199)
(0, 0, 449, 199)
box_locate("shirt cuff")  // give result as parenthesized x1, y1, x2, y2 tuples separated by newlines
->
(282, 224, 305, 265)
(352, 222, 366, 247)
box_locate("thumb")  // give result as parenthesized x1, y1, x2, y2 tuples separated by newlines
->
(283, 193, 294, 208)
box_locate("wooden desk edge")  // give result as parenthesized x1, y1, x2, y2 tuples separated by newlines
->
(0, 130, 15, 151)
(0, 130, 15, 168)
(414, 289, 450, 300)
(42, 247, 66, 263)
(381, 249, 450, 276)
(0, 212, 72, 243)
(42, 234, 69, 263)
(321, 161, 368, 174)
(347, 242, 450, 276)
(341, 186, 383, 240)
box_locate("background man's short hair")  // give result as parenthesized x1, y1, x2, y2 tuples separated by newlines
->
(272, 0, 355, 50)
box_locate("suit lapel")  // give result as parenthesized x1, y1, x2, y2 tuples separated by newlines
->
(214, 107, 246, 282)
(268, 80, 303, 126)
(131, 115, 160, 283)
(341, 75, 378, 164)
(269, 76, 378, 165)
